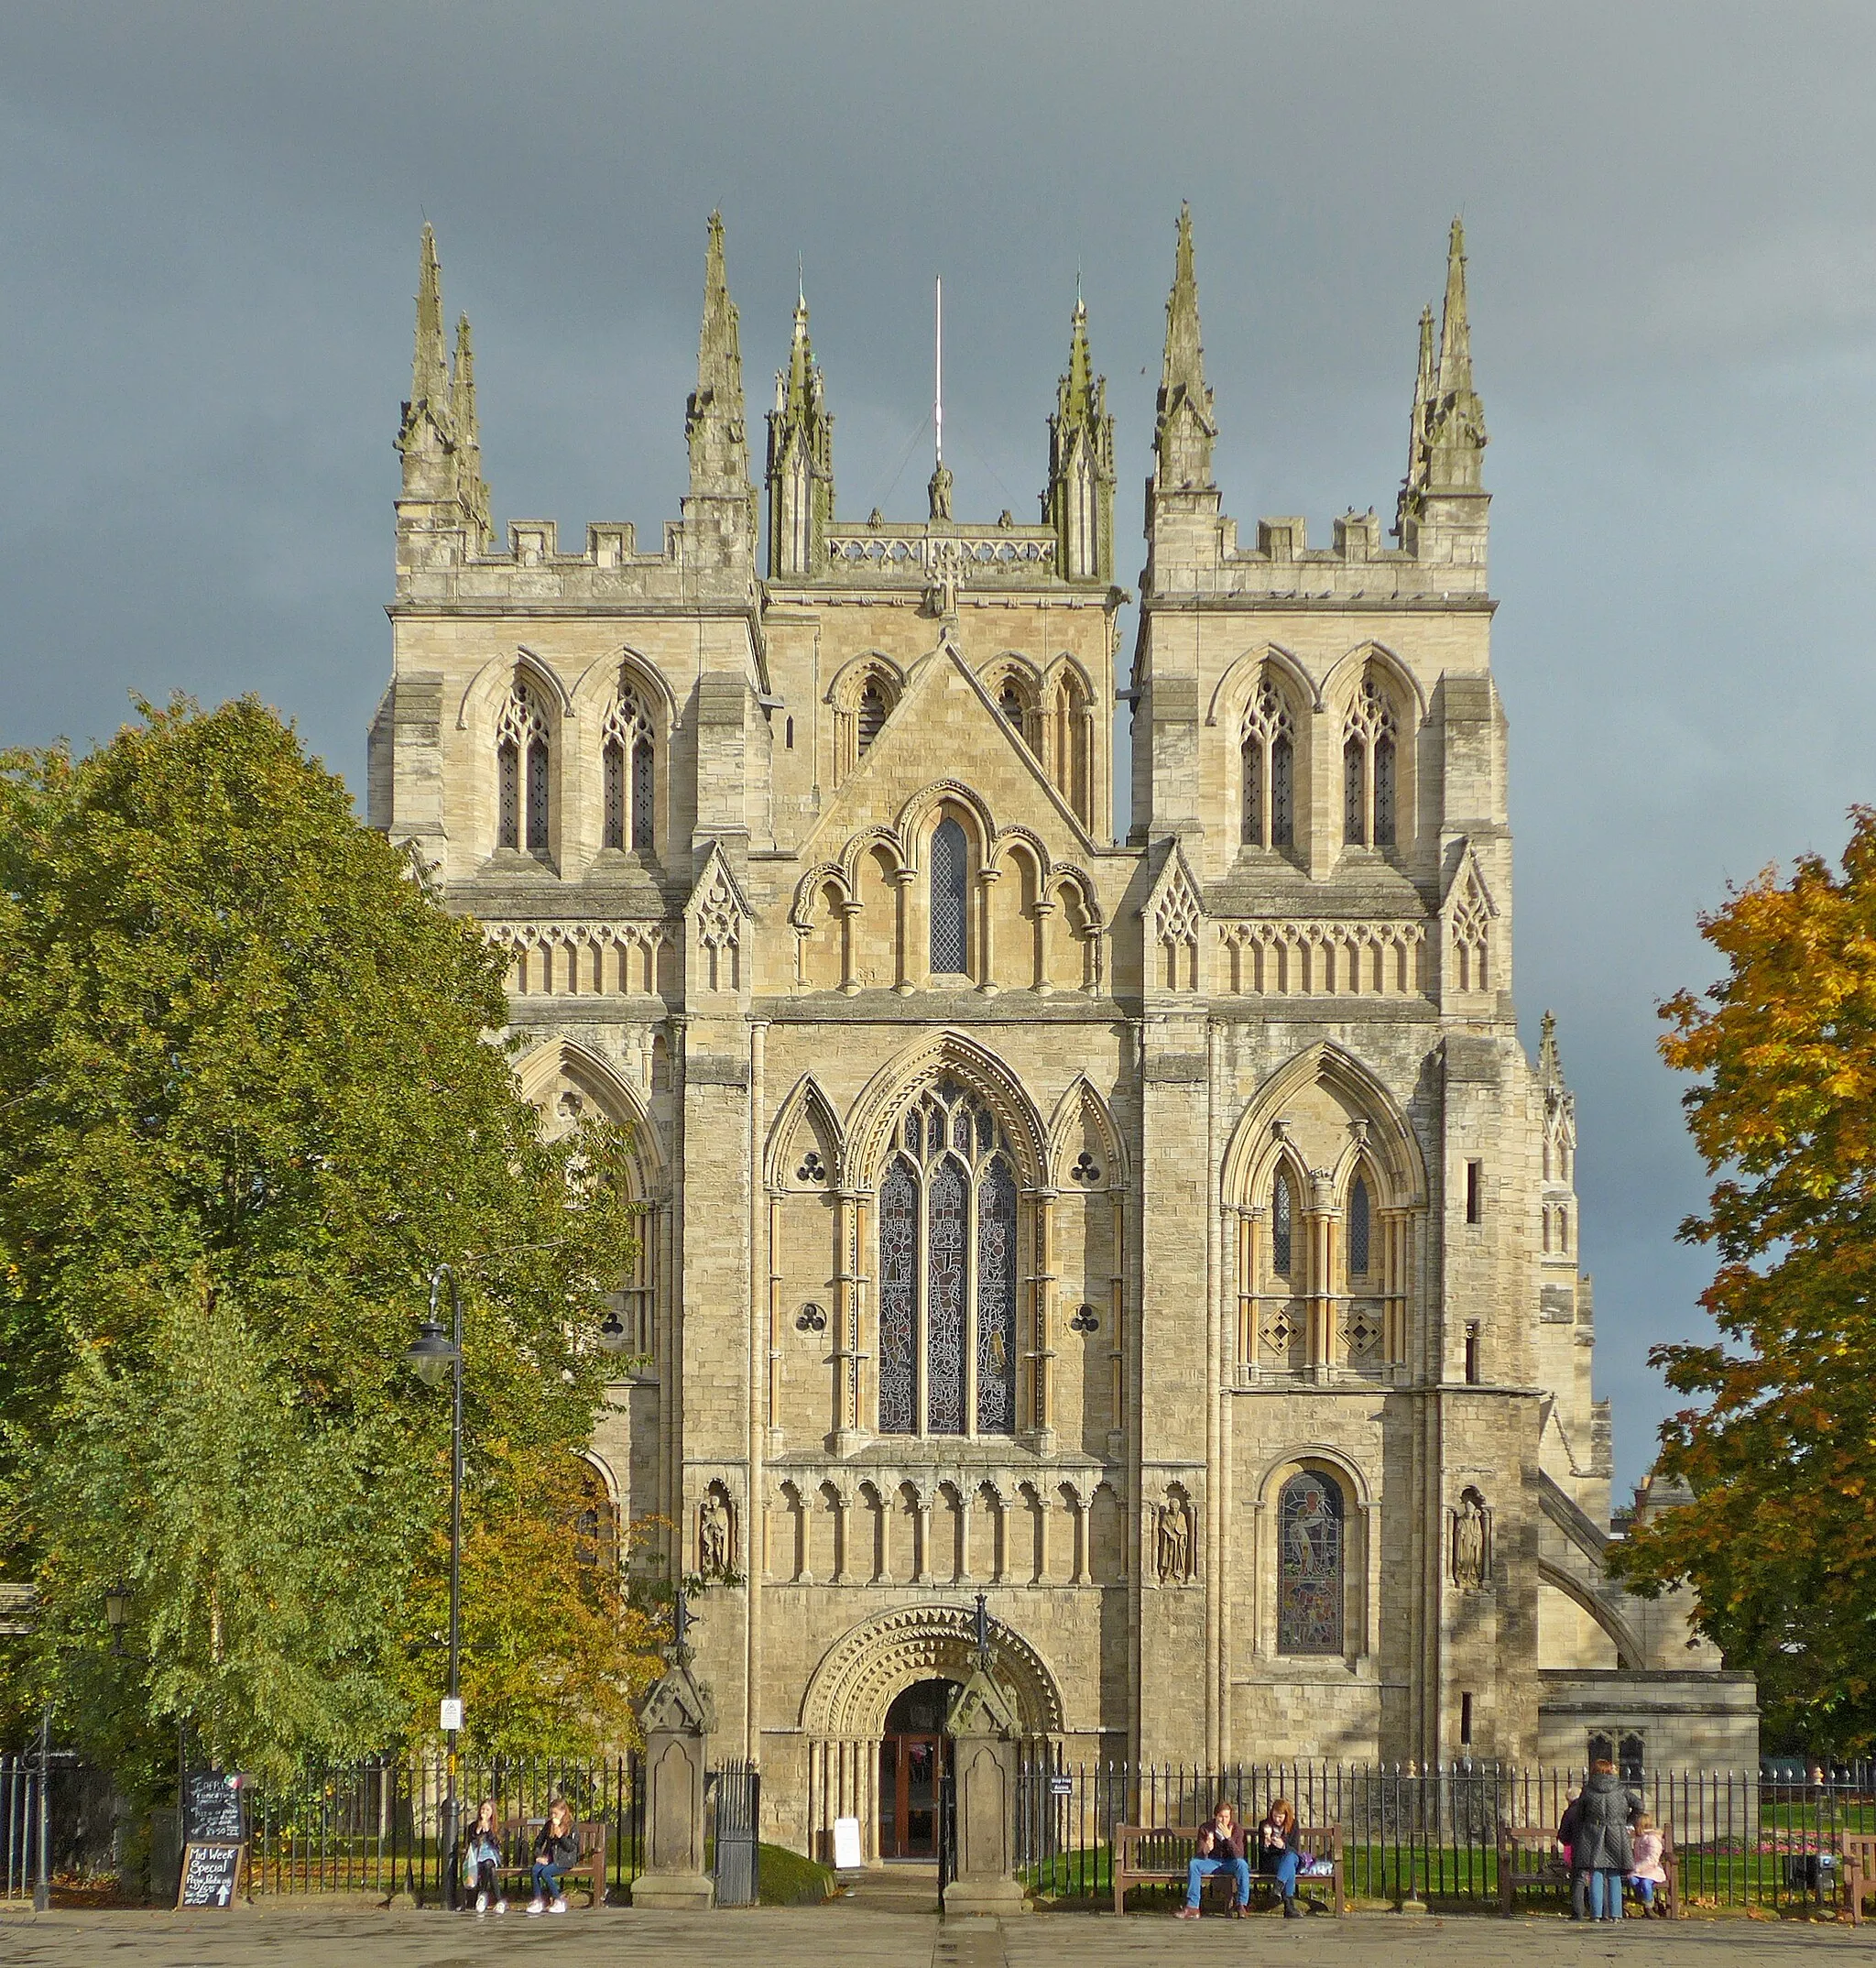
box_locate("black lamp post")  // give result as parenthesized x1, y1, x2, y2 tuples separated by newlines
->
(104, 1581, 129, 1657)
(405, 1263, 464, 1910)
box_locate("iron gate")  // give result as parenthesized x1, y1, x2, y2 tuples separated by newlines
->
(710, 1759, 759, 1907)
(936, 1764, 956, 1906)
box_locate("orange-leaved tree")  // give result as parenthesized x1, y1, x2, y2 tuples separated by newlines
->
(1611, 807, 1876, 1749)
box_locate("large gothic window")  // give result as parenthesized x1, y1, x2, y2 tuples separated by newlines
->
(1277, 1470, 1346, 1655)
(876, 1080, 1019, 1438)
(1342, 671, 1400, 849)
(1241, 679, 1295, 848)
(930, 817, 969, 975)
(601, 687, 655, 852)
(496, 680, 551, 855)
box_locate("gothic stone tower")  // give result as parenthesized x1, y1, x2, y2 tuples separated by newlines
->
(368, 212, 1732, 1857)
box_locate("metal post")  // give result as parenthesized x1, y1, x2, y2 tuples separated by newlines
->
(33, 1703, 50, 1912)
(441, 1264, 464, 1912)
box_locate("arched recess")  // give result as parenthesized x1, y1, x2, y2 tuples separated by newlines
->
(1538, 1559, 1642, 1669)
(456, 645, 576, 730)
(571, 647, 681, 731)
(1221, 1044, 1425, 1377)
(1318, 640, 1428, 725)
(764, 1074, 846, 1193)
(1049, 1077, 1129, 1449)
(824, 651, 907, 785)
(845, 1029, 1048, 1190)
(515, 1038, 664, 1361)
(1047, 1076, 1128, 1190)
(1205, 640, 1322, 727)
(800, 1602, 1064, 1739)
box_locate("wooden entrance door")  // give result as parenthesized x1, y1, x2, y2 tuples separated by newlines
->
(877, 1678, 957, 1859)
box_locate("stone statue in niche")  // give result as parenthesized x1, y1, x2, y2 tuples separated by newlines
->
(698, 1490, 736, 1580)
(1156, 1493, 1194, 1585)
(1452, 1489, 1489, 1590)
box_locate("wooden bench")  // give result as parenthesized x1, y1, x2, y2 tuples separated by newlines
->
(1841, 1833, 1876, 1925)
(1111, 1823, 1344, 1917)
(1496, 1822, 1678, 1919)
(485, 1817, 607, 1910)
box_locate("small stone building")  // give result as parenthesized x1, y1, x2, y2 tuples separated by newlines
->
(369, 211, 1754, 1854)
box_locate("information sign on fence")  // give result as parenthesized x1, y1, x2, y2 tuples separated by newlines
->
(177, 1841, 245, 1909)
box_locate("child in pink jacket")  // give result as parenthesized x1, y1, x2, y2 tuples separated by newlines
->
(1627, 1814, 1667, 1916)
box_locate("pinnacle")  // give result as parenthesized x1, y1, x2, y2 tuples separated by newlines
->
(1153, 201, 1216, 488)
(410, 222, 449, 411)
(1437, 215, 1473, 398)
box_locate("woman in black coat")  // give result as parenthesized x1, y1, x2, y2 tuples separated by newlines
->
(1565, 1763, 1641, 1920)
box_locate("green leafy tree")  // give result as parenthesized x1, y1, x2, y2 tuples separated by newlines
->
(0, 697, 655, 1788)
(1612, 807, 1876, 1750)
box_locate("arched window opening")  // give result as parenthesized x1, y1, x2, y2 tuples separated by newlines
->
(495, 680, 550, 856)
(1348, 1176, 1370, 1277)
(998, 681, 1033, 751)
(1277, 1470, 1346, 1655)
(930, 817, 969, 974)
(876, 1080, 1019, 1438)
(1241, 679, 1295, 848)
(1271, 1168, 1294, 1276)
(568, 1460, 619, 1574)
(600, 689, 655, 853)
(857, 679, 888, 754)
(1343, 671, 1401, 850)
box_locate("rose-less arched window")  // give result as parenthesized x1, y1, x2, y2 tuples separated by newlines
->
(601, 687, 655, 852)
(496, 680, 551, 854)
(877, 1080, 1018, 1438)
(1347, 1175, 1371, 1276)
(1343, 672, 1400, 848)
(1241, 678, 1295, 847)
(1271, 1167, 1294, 1275)
(1277, 1470, 1345, 1655)
(929, 817, 969, 975)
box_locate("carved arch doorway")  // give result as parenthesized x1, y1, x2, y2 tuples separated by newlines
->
(878, 1678, 958, 1860)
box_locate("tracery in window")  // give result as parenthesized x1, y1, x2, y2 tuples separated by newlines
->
(1348, 1175, 1370, 1277)
(1277, 1470, 1345, 1655)
(930, 817, 968, 974)
(876, 1079, 1018, 1438)
(600, 689, 655, 852)
(495, 681, 550, 855)
(1241, 679, 1295, 848)
(1343, 671, 1400, 850)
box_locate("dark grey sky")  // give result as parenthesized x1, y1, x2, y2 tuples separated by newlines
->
(5, 2, 1871, 1491)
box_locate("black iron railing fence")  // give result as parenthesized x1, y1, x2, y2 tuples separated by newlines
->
(1013, 1755, 1876, 1915)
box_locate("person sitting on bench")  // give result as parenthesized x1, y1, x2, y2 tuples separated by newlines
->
(528, 1799, 580, 1915)
(1176, 1799, 1251, 1919)
(1255, 1797, 1305, 1917)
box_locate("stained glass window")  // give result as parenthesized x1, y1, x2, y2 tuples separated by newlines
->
(878, 1158, 918, 1434)
(1277, 1471, 1345, 1655)
(875, 1082, 1018, 1438)
(1272, 1169, 1293, 1275)
(976, 1158, 1017, 1434)
(1348, 1176, 1370, 1276)
(926, 1157, 967, 1435)
(930, 818, 968, 973)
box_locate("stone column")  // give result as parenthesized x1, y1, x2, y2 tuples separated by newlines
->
(942, 1645, 1029, 1918)
(633, 1640, 717, 1910)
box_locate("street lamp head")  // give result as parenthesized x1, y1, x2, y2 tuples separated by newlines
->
(404, 1317, 459, 1389)
(104, 1581, 128, 1629)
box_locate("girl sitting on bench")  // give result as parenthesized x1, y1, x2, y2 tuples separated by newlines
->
(1256, 1798, 1305, 1917)
(1176, 1800, 1252, 1919)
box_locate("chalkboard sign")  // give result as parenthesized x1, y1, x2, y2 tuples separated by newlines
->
(177, 1841, 245, 1909)
(184, 1771, 245, 1842)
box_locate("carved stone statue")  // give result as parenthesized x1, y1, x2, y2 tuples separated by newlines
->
(699, 1490, 734, 1580)
(928, 459, 954, 520)
(1157, 1494, 1194, 1584)
(1453, 1490, 1488, 1590)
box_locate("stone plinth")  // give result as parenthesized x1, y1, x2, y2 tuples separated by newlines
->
(634, 1650, 717, 1910)
(941, 1657, 1029, 1918)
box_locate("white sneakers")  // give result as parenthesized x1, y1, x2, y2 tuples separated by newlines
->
(551, 1897, 569, 1913)
(525, 1893, 568, 1914)
(474, 1892, 487, 1916)
(527, 1898, 546, 1915)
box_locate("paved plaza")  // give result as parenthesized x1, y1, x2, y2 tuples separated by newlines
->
(0, 1903, 1867, 1968)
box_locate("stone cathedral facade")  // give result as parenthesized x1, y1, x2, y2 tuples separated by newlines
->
(369, 212, 1752, 1854)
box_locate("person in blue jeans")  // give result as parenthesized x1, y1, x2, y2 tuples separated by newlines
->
(1564, 1761, 1641, 1921)
(1175, 1800, 1251, 1919)
(1255, 1798, 1305, 1916)
(527, 1799, 580, 1915)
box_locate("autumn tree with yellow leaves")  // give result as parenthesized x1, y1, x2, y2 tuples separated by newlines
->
(1613, 808, 1876, 1749)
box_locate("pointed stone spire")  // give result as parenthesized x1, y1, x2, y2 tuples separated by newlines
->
(1045, 293, 1115, 581)
(450, 313, 492, 549)
(686, 210, 751, 499)
(1424, 217, 1487, 491)
(766, 283, 834, 578)
(398, 224, 454, 459)
(1539, 1009, 1564, 1087)
(1152, 202, 1216, 493)
(1394, 303, 1436, 539)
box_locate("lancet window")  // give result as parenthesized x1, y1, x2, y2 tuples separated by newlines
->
(930, 817, 969, 974)
(998, 680, 1036, 753)
(496, 680, 551, 855)
(1348, 1175, 1371, 1277)
(1271, 1167, 1294, 1275)
(857, 680, 888, 755)
(1342, 672, 1399, 848)
(876, 1080, 1018, 1438)
(600, 688, 655, 852)
(1241, 679, 1295, 848)
(1277, 1470, 1346, 1656)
